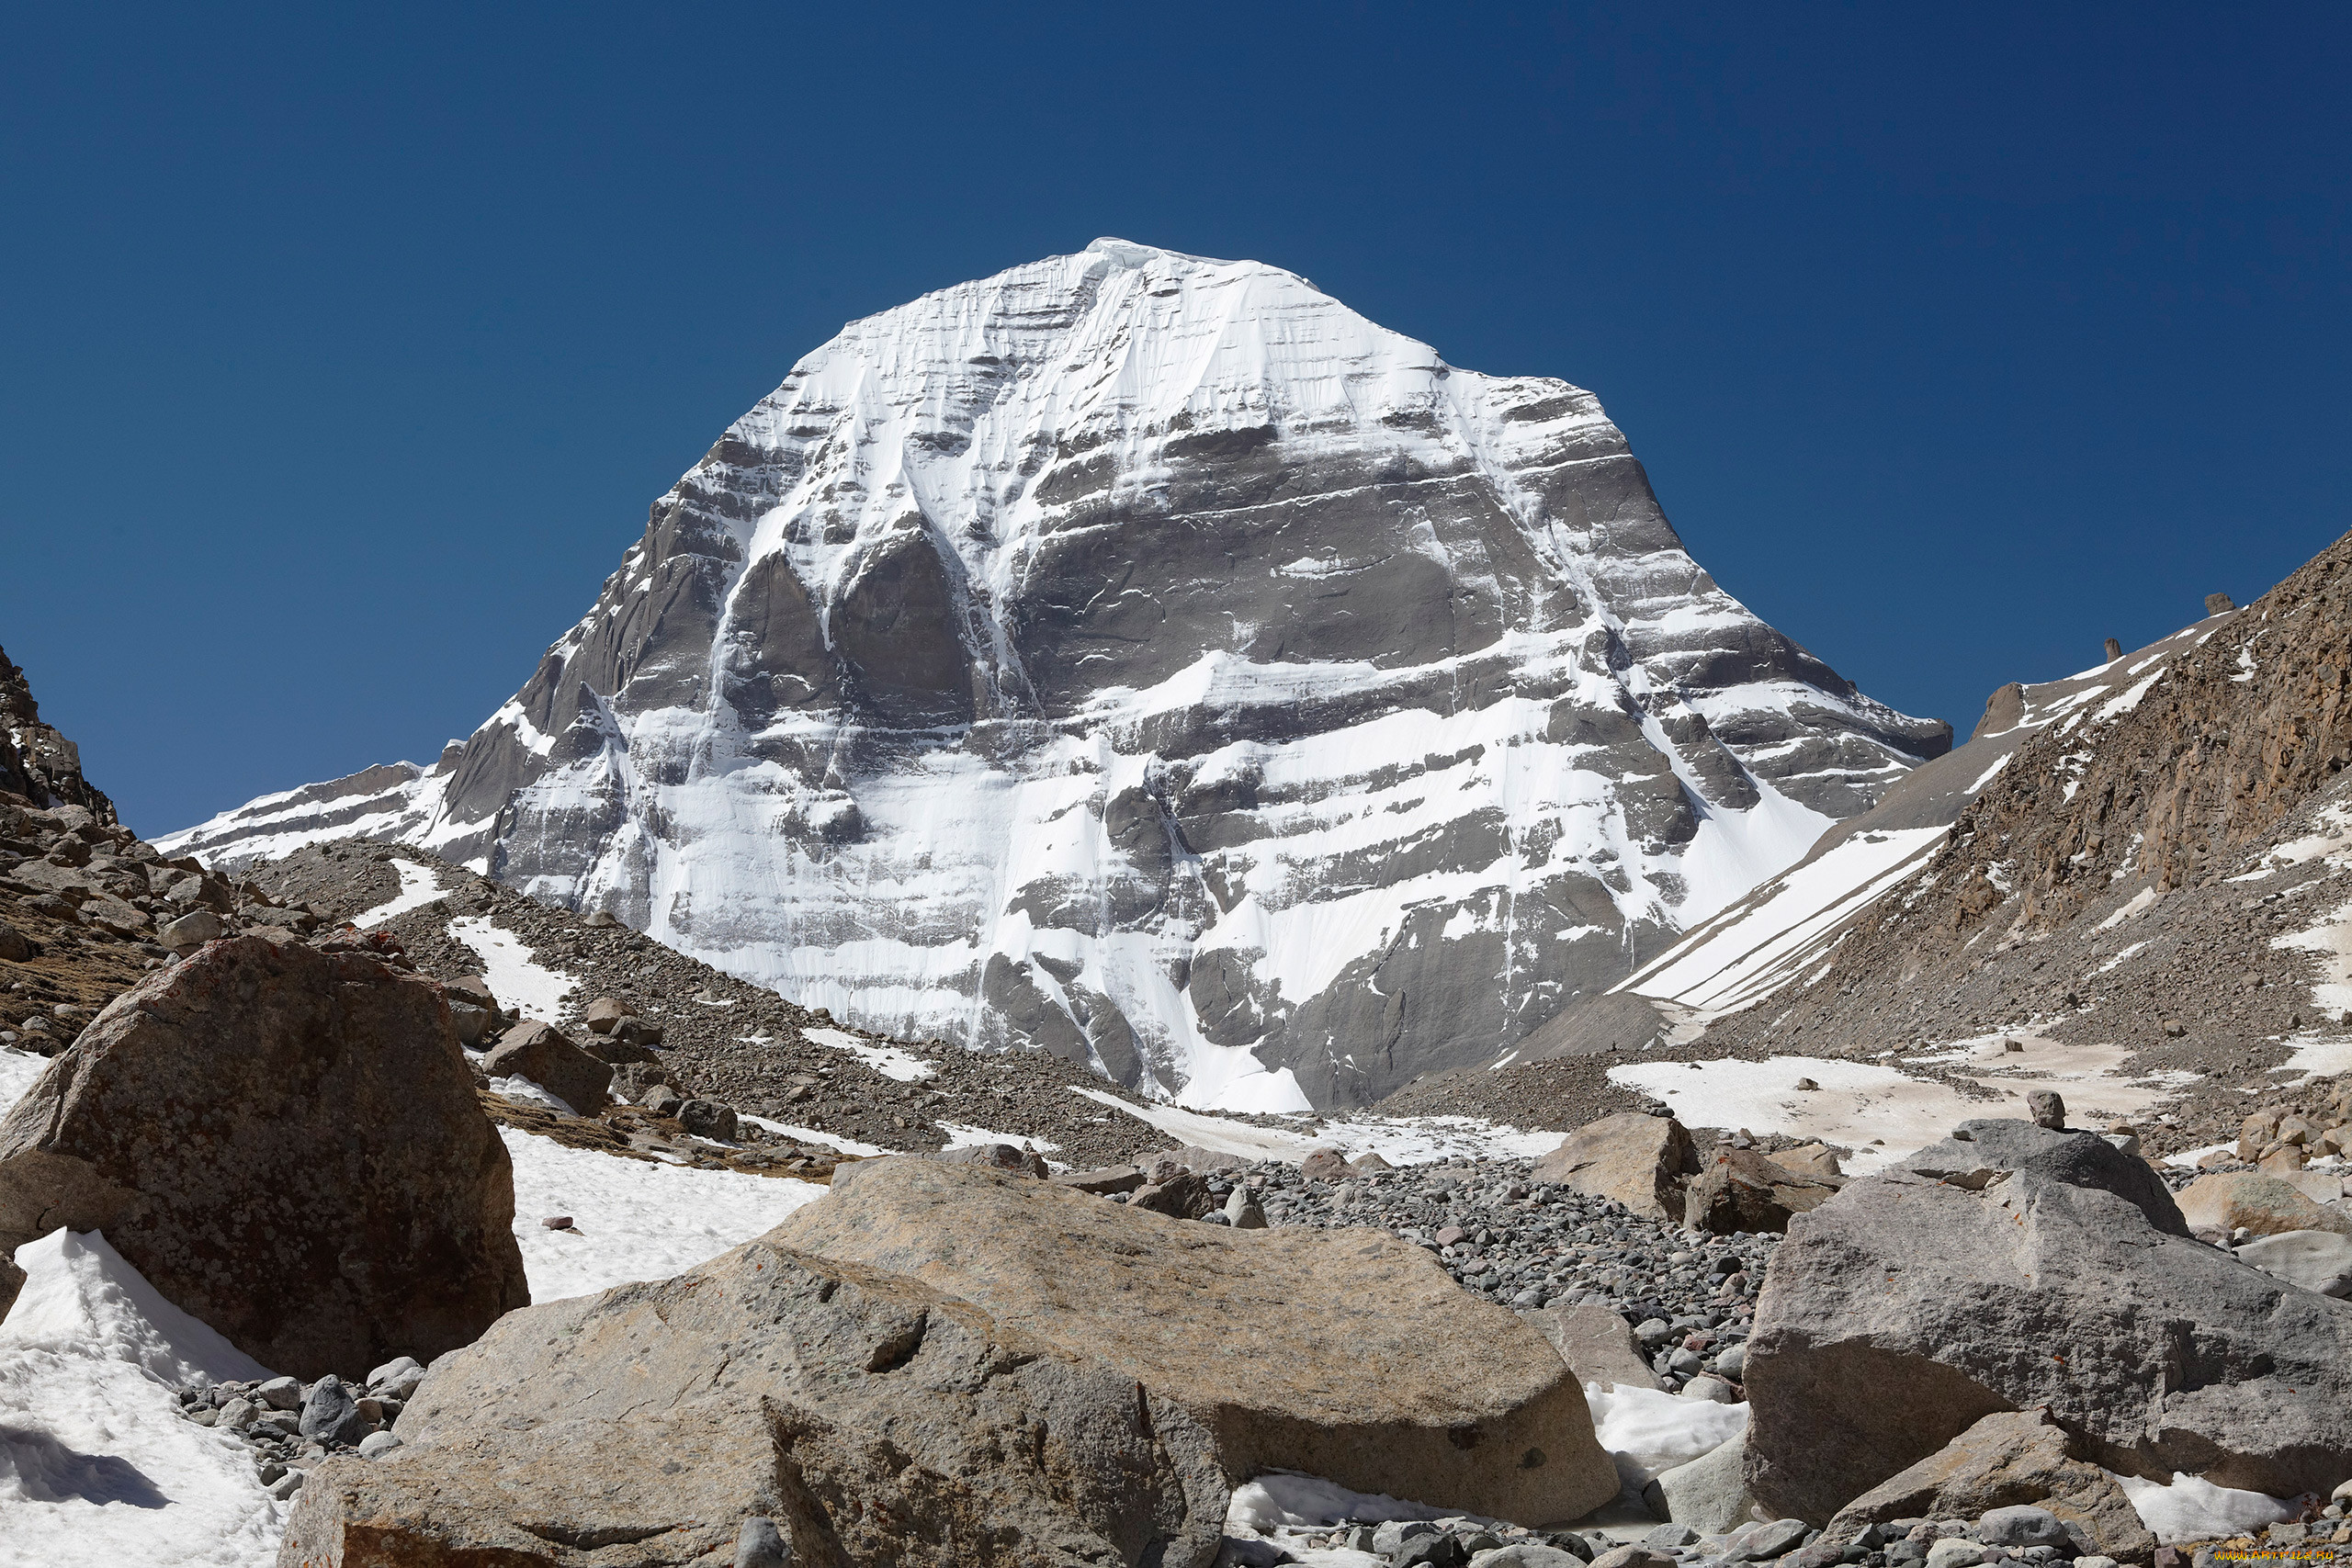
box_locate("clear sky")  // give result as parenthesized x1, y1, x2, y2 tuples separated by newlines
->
(3, 4, 2346, 836)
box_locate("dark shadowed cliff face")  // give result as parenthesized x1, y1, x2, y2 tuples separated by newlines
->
(162, 240, 1948, 1110)
(0, 644, 115, 826)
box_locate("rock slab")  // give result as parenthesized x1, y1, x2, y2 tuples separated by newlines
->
(0, 936, 527, 1375)
(1745, 1164, 2352, 1523)
(279, 1240, 1227, 1568)
(1819, 1411, 2154, 1562)
(776, 1156, 1619, 1523)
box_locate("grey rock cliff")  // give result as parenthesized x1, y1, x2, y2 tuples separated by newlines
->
(164, 241, 1947, 1107)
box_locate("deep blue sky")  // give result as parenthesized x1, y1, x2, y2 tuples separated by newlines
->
(4, 5, 2346, 836)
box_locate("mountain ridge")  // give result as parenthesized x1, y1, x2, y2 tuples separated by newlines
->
(161, 239, 1950, 1109)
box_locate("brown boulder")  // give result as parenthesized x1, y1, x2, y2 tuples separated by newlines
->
(442, 973, 497, 1011)
(482, 1020, 612, 1115)
(775, 1157, 1618, 1523)
(1820, 1410, 2155, 1562)
(0, 936, 526, 1376)
(2177, 1171, 2352, 1239)
(1532, 1113, 1698, 1223)
(1299, 1147, 1350, 1181)
(283, 1242, 1227, 1567)
(1684, 1146, 1842, 1235)
(943, 1142, 1049, 1179)
(580, 995, 636, 1034)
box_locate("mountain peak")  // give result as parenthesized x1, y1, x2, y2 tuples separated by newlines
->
(163, 247, 1949, 1111)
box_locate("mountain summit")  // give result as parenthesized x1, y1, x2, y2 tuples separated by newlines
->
(163, 240, 1949, 1108)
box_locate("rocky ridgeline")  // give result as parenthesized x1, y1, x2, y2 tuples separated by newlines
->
(171, 1355, 428, 1505)
(249, 840, 1193, 1169)
(1661, 535, 2352, 1160)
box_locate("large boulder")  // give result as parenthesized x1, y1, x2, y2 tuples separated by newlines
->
(2177, 1171, 2352, 1240)
(482, 1020, 613, 1115)
(2233, 1229, 2352, 1297)
(283, 1241, 1227, 1567)
(1684, 1146, 1841, 1235)
(775, 1157, 1619, 1524)
(1744, 1165, 2352, 1524)
(1903, 1120, 2188, 1235)
(0, 936, 527, 1375)
(1532, 1114, 1697, 1224)
(1818, 1410, 2155, 1562)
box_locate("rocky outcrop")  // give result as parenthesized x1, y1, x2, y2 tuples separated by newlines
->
(0, 643, 116, 825)
(163, 240, 1948, 1111)
(775, 1156, 1620, 1523)
(1682, 1145, 1841, 1235)
(1668, 525, 2352, 1079)
(1532, 1114, 1699, 1224)
(1818, 1411, 2154, 1562)
(283, 1240, 1227, 1568)
(0, 935, 527, 1375)
(1901, 1120, 2188, 1235)
(1743, 1161, 2352, 1524)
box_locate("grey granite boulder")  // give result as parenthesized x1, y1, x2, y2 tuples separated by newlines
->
(1900, 1119, 2188, 1235)
(1532, 1114, 1698, 1224)
(1746, 1165, 2352, 1523)
(2233, 1229, 2352, 1297)
(1817, 1410, 2154, 1562)
(282, 1240, 1227, 1567)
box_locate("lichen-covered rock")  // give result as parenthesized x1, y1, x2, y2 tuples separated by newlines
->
(0, 935, 527, 1375)
(279, 1241, 1227, 1568)
(776, 1156, 1618, 1523)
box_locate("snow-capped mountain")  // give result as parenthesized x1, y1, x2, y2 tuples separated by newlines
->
(162, 239, 1949, 1110)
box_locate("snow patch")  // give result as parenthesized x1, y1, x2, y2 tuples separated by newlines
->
(2115, 1471, 2299, 1543)
(1611, 1044, 2185, 1173)
(350, 859, 447, 929)
(735, 1116, 890, 1157)
(1584, 1381, 1747, 1486)
(1, 1230, 280, 1567)
(447, 917, 577, 1020)
(801, 1026, 937, 1082)
(0, 1045, 48, 1115)
(499, 1127, 825, 1303)
(1069, 1087, 1564, 1166)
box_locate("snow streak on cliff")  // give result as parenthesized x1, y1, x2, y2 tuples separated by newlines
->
(164, 240, 1948, 1109)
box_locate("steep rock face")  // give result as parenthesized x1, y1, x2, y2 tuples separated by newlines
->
(163, 241, 1947, 1109)
(0, 644, 116, 825)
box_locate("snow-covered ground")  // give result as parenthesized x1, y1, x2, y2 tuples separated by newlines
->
(1610, 1034, 2193, 1173)
(445, 916, 576, 1020)
(499, 1128, 826, 1303)
(1070, 1087, 1566, 1167)
(1616, 829, 1949, 1020)
(350, 858, 447, 929)
(0, 1046, 46, 1113)
(0, 1232, 281, 1568)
